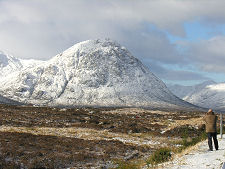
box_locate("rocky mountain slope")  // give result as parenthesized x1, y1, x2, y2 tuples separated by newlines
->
(168, 81, 225, 111)
(0, 39, 197, 109)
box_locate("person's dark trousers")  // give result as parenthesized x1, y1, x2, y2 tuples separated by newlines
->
(207, 132, 218, 150)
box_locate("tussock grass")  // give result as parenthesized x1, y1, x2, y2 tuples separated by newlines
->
(115, 161, 139, 169)
(146, 147, 172, 167)
(175, 126, 207, 153)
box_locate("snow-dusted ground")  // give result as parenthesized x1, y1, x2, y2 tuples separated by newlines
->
(164, 135, 225, 169)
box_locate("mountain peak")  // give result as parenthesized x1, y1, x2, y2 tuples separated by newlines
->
(54, 38, 125, 61)
(51, 38, 137, 75)
(69, 38, 121, 50)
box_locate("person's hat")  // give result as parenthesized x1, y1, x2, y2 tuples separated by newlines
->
(207, 109, 213, 113)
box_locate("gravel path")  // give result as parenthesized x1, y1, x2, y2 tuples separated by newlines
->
(164, 135, 225, 169)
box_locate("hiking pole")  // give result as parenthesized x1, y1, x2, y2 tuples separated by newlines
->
(220, 112, 223, 139)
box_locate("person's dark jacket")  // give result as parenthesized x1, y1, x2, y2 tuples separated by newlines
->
(203, 112, 217, 133)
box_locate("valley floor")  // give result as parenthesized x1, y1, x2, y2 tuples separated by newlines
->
(0, 104, 206, 168)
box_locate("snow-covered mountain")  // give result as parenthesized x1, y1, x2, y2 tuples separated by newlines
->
(0, 39, 197, 110)
(168, 81, 225, 111)
(184, 83, 225, 111)
(0, 51, 23, 76)
(0, 50, 45, 78)
(168, 80, 216, 99)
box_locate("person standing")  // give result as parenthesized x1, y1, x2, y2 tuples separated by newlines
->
(203, 109, 219, 151)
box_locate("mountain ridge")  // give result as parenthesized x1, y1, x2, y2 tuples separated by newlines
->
(168, 80, 216, 99)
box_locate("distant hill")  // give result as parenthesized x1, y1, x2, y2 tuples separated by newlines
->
(168, 81, 225, 111)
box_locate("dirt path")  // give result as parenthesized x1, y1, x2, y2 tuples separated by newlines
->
(161, 135, 225, 169)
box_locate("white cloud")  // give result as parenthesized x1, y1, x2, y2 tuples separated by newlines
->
(183, 36, 225, 73)
(143, 61, 209, 83)
(0, 0, 225, 82)
(0, 0, 188, 61)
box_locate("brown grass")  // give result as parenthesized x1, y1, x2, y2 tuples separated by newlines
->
(0, 104, 206, 168)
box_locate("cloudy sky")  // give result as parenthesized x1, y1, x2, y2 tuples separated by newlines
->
(1, 0, 225, 85)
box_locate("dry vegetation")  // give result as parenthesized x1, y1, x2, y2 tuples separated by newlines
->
(0, 104, 207, 168)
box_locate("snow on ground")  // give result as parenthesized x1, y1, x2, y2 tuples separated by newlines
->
(164, 135, 225, 169)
